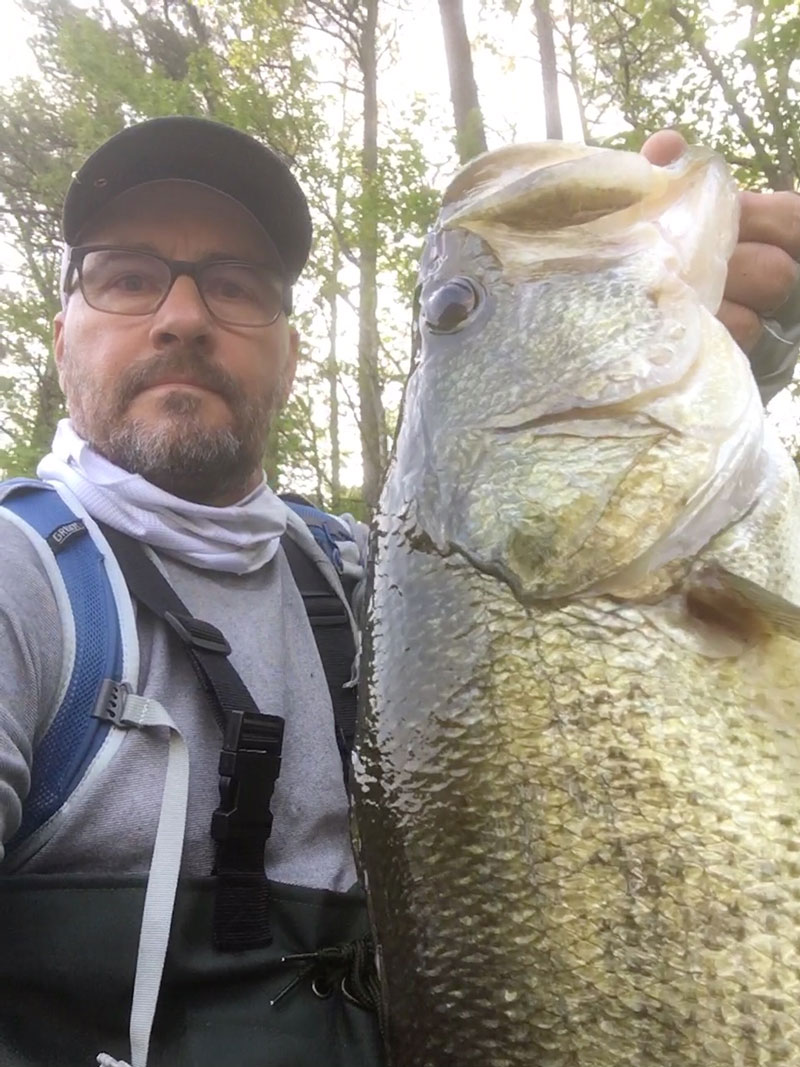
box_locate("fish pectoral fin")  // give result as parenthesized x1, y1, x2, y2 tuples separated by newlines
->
(686, 563, 800, 643)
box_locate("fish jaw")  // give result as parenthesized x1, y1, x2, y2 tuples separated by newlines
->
(399, 143, 760, 602)
(441, 141, 738, 315)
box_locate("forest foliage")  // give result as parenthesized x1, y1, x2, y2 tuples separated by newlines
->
(1, 0, 798, 512)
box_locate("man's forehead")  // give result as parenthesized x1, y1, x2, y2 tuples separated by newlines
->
(77, 178, 282, 262)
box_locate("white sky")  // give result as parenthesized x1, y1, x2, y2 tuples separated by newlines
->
(0, 0, 35, 81)
(0, 1, 586, 137)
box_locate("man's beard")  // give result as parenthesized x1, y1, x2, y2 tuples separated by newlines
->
(63, 346, 286, 503)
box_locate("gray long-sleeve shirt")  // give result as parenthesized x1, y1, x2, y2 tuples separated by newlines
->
(0, 516, 357, 890)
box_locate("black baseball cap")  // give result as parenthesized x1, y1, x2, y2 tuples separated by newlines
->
(62, 116, 312, 284)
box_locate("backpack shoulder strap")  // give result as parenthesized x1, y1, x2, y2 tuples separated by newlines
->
(98, 523, 281, 952)
(0, 481, 361, 851)
(280, 494, 361, 774)
(280, 492, 364, 595)
(0, 479, 134, 855)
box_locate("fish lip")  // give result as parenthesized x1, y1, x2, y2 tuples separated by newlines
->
(485, 413, 549, 434)
(483, 408, 575, 433)
(484, 398, 658, 433)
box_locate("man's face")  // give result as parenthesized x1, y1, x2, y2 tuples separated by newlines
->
(54, 180, 299, 504)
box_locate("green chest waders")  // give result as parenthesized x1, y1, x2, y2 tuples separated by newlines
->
(0, 876, 385, 1067)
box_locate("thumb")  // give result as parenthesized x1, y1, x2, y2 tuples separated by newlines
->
(640, 130, 688, 166)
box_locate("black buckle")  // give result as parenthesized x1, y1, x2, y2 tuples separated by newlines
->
(164, 611, 231, 654)
(211, 710, 285, 844)
(302, 594, 349, 628)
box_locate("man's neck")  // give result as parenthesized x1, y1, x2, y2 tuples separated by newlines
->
(200, 469, 262, 507)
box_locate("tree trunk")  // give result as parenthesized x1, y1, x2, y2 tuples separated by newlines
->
(532, 0, 562, 139)
(357, 0, 386, 512)
(560, 4, 591, 143)
(325, 81, 351, 511)
(745, 5, 797, 190)
(262, 420, 281, 488)
(326, 267, 342, 509)
(29, 357, 65, 464)
(437, 0, 488, 163)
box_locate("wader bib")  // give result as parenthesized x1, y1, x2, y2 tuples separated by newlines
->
(0, 876, 385, 1066)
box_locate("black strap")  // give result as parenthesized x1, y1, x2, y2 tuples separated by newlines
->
(99, 525, 282, 952)
(100, 521, 360, 950)
(100, 525, 261, 729)
(281, 534, 358, 782)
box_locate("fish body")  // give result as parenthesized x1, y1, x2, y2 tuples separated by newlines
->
(353, 142, 800, 1066)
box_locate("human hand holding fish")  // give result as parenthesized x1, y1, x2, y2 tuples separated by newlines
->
(643, 128, 800, 402)
(355, 137, 800, 1066)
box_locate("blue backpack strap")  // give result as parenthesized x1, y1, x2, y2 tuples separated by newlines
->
(0, 482, 357, 848)
(280, 493, 360, 578)
(0, 479, 124, 852)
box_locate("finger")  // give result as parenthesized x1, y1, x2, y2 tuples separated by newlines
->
(640, 130, 688, 166)
(724, 242, 799, 314)
(716, 299, 763, 354)
(738, 190, 800, 258)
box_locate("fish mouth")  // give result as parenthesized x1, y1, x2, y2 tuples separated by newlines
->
(482, 359, 709, 435)
(484, 399, 661, 435)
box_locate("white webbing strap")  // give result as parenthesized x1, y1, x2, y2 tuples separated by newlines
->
(96, 695, 189, 1067)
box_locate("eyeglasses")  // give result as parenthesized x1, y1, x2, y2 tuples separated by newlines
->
(65, 245, 291, 327)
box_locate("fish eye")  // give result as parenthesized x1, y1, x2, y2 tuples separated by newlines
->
(422, 277, 480, 333)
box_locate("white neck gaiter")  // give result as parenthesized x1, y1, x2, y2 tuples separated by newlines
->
(37, 420, 288, 574)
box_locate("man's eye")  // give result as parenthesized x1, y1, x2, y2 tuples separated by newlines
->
(217, 279, 248, 300)
(101, 270, 161, 293)
(204, 270, 258, 302)
(114, 273, 147, 291)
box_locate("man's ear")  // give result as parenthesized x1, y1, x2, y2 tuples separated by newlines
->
(53, 311, 67, 390)
(281, 326, 300, 406)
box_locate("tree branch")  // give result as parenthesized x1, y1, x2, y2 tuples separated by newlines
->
(668, 4, 783, 188)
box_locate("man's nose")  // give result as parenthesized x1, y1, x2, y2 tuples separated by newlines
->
(149, 274, 213, 347)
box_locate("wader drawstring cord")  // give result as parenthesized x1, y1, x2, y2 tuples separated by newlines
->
(270, 934, 381, 1014)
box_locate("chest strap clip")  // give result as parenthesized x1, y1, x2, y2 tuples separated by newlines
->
(211, 709, 284, 844)
(211, 709, 285, 952)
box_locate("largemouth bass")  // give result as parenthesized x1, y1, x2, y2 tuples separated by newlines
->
(353, 142, 800, 1066)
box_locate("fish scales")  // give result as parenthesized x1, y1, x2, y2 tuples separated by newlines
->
(359, 546, 800, 1064)
(354, 142, 800, 1066)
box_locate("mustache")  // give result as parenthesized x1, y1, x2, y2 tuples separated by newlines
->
(115, 349, 243, 412)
